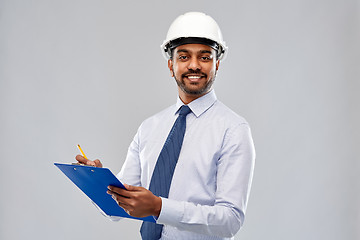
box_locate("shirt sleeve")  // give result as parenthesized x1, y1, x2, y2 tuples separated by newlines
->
(156, 123, 256, 238)
(116, 128, 142, 186)
(93, 128, 142, 220)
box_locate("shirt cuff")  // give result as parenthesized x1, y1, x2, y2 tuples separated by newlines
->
(156, 197, 184, 225)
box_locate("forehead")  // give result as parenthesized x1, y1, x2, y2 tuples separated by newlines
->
(173, 43, 215, 55)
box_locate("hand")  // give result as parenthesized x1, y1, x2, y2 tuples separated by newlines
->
(75, 155, 103, 168)
(107, 184, 162, 218)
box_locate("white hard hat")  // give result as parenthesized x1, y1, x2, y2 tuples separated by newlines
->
(161, 12, 228, 60)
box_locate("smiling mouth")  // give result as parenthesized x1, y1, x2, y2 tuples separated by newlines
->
(183, 75, 206, 82)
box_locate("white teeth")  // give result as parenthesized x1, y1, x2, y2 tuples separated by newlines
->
(187, 76, 201, 79)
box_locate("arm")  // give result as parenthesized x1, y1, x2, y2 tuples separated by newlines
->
(156, 123, 255, 237)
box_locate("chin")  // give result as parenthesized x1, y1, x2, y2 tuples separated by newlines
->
(176, 76, 214, 96)
(183, 86, 210, 95)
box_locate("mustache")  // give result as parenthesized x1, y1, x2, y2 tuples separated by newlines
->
(181, 69, 207, 78)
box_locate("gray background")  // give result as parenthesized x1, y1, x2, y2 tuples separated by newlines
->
(1, 0, 359, 239)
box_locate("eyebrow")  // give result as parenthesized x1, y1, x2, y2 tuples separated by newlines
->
(176, 49, 213, 54)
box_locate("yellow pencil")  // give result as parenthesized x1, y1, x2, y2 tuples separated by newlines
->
(77, 144, 88, 159)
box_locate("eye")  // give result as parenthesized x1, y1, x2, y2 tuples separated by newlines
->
(178, 55, 188, 60)
(200, 56, 212, 61)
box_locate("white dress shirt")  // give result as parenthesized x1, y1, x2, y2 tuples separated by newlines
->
(117, 90, 255, 240)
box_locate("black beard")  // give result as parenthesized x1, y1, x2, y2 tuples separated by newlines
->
(174, 73, 215, 95)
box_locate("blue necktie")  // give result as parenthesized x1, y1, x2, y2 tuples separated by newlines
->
(140, 105, 192, 240)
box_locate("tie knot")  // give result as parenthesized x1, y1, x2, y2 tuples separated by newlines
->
(179, 105, 191, 116)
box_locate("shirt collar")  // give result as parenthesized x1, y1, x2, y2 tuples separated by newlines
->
(175, 90, 217, 118)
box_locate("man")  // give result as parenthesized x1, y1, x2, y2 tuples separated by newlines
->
(76, 12, 255, 240)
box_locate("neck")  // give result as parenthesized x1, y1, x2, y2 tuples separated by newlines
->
(178, 88, 210, 104)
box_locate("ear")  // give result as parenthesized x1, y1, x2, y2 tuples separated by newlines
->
(168, 59, 174, 77)
(216, 60, 220, 71)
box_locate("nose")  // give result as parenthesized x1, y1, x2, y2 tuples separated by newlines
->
(187, 57, 201, 71)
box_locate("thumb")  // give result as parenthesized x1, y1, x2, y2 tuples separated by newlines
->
(123, 183, 139, 191)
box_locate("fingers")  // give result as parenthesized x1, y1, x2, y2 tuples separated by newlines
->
(75, 154, 93, 166)
(108, 184, 142, 196)
(107, 184, 161, 218)
(106, 185, 137, 211)
(123, 183, 134, 190)
(107, 188, 132, 214)
(75, 154, 88, 164)
(110, 192, 130, 206)
(107, 186, 132, 198)
(75, 155, 102, 168)
(93, 159, 103, 168)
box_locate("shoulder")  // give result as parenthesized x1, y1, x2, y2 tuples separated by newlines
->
(197, 100, 252, 144)
(212, 101, 255, 154)
(211, 100, 249, 127)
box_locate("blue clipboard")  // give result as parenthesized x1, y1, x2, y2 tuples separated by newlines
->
(54, 163, 155, 222)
